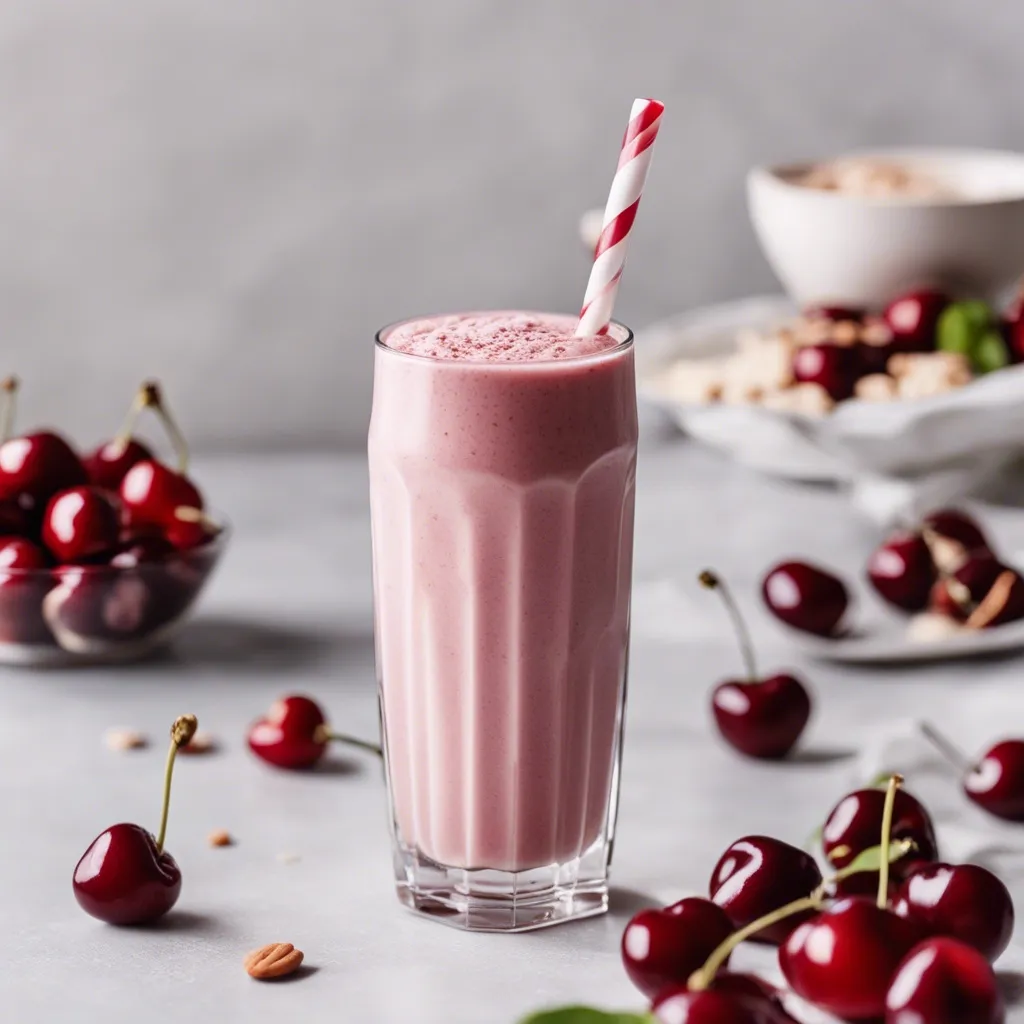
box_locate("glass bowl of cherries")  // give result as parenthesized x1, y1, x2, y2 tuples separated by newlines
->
(0, 378, 227, 666)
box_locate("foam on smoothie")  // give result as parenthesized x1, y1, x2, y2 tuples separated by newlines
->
(385, 312, 618, 362)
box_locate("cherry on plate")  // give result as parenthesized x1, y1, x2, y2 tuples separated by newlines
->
(867, 529, 935, 612)
(884, 289, 949, 353)
(761, 560, 849, 637)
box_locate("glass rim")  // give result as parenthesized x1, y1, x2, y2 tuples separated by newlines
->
(374, 312, 634, 368)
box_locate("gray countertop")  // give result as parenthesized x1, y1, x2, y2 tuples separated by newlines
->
(3, 435, 1024, 1023)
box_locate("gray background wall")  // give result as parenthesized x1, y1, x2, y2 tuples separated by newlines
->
(2, 0, 1022, 450)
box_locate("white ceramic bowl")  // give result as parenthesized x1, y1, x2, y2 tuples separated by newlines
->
(747, 148, 1024, 306)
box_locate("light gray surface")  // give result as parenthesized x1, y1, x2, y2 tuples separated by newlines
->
(4, 1, 1024, 446)
(3, 439, 1024, 1023)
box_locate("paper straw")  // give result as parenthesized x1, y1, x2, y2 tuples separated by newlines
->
(575, 98, 665, 337)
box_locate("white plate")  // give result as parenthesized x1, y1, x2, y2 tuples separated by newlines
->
(635, 296, 1024, 488)
(779, 614, 1024, 664)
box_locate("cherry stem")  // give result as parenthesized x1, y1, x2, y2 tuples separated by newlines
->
(920, 721, 975, 774)
(155, 714, 198, 853)
(115, 381, 190, 474)
(326, 731, 383, 757)
(0, 376, 18, 445)
(689, 894, 822, 991)
(699, 570, 757, 681)
(877, 773, 903, 908)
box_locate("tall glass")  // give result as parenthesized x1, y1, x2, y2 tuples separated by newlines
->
(368, 313, 637, 932)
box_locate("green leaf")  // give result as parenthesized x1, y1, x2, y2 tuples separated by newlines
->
(937, 300, 992, 357)
(517, 1008, 653, 1024)
(840, 838, 914, 876)
(973, 328, 1010, 374)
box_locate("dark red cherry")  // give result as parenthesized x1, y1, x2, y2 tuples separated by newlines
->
(0, 536, 48, 570)
(0, 537, 53, 644)
(867, 530, 936, 612)
(247, 694, 381, 769)
(712, 675, 811, 760)
(120, 461, 203, 529)
(110, 534, 176, 568)
(247, 695, 329, 769)
(805, 305, 865, 323)
(84, 439, 154, 491)
(0, 431, 86, 505)
(761, 560, 849, 637)
(709, 836, 822, 944)
(885, 937, 1004, 1024)
(621, 897, 734, 1000)
(964, 739, 1024, 822)
(780, 897, 927, 1021)
(72, 714, 195, 925)
(884, 289, 949, 353)
(42, 487, 121, 563)
(922, 509, 992, 576)
(707, 974, 797, 1022)
(73, 823, 181, 926)
(822, 786, 938, 892)
(893, 863, 1014, 962)
(164, 512, 219, 552)
(701, 571, 812, 759)
(792, 343, 859, 401)
(651, 988, 773, 1024)
(0, 499, 33, 538)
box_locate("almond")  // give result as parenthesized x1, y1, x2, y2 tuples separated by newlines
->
(245, 943, 304, 980)
(105, 728, 148, 752)
(181, 731, 217, 755)
(965, 571, 1018, 630)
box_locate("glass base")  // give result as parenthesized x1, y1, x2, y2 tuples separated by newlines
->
(393, 843, 610, 933)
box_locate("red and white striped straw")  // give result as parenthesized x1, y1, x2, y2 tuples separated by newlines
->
(575, 98, 665, 337)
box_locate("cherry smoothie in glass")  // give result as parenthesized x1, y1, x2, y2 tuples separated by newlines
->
(368, 311, 637, 931)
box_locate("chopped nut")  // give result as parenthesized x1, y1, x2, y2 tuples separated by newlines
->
(854, 374, 898, 402)
(793, 317, 833, 346)
(105, 728, 148, 752)
(761, 382, 834, 416)
(181, 731, 217, 755)
(861, 317, 893, 347)
(245, 943, 304, 980)
(208, 829, 233, 847)
(907, 612, 966, 644)
(663, 359, 724, 404)
(831, 320, 861, 346)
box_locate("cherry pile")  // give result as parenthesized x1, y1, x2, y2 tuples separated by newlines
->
(761, 507, 1024, 638)
(615, 777, 1013, 1024)
(0, 380, 220, 653)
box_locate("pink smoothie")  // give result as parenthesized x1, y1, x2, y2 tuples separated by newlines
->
(369, 312, 637, 873)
